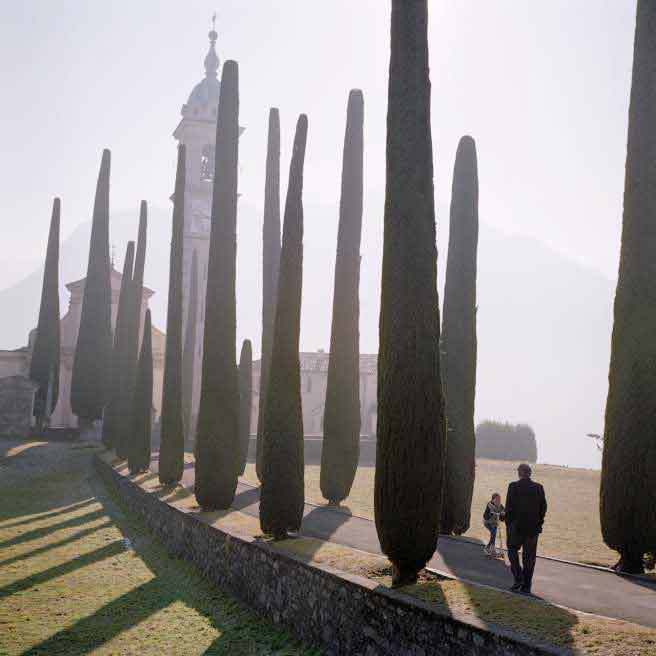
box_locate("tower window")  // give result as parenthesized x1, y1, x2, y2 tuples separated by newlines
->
(200, 144, 215, 181)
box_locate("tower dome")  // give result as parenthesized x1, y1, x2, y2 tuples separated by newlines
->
(184, 22, 221, 116)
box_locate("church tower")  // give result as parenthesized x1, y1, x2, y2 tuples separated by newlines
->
(173, 20, 243, 434)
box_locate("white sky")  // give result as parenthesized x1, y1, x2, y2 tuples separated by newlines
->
(0, 1, 635, 281)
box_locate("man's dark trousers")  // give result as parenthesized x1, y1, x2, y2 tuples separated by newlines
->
(508, 535, 539, 591)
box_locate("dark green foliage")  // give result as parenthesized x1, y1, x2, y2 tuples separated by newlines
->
(71, 149, 112, 426)
(320, 90, 364, 505)
(102, 241, 134, 449)
(256, 107, 282, 483)
(195, 61, 241, 509)
(601, 0, 656, 574)
(238, 339, 253, 475)
(30, 197, 61, 426)
(160, 147, 186, 485)
(475, 421, 537, 463)
(374, 0, 446, 586)
(441, 136, 479, 536)
(182, 249, 199, 441)
(116, 202, 147, 460)
(260, 114, 308, 538)
(129, 309, 153, 474)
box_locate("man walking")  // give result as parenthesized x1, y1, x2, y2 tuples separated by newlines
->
(505, 463, 547, 594)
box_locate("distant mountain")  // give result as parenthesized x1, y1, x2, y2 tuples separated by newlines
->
(0, 200, 614, 469)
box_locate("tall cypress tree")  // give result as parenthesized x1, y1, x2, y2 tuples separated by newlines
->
(102, 241, 134, 449)
(256, 107, 282, 482)
(195, 60, 241, 509)
(30, 197, 61, 428)
(260, 114, 308, 539)
(115, 202, 147, 459)
(320, 90, 364, 506)
(159, 146, 186, 485)
(601, 0, 656, 575)
(238, 339, 253, 475)
(129, 309, 153, 474)
(441, 136, 479, 536)
(374, 1, 446, 587)
(182, 249, 199, 441)
(71, 149, 113, 436)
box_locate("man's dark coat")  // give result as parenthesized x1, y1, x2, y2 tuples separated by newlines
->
(505, 478, 547, 545)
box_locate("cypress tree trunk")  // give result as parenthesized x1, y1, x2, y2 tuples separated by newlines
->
(102, 241, 134, 449)
(129, 309, 153, 474)
(260, 114, 308, 539)
(441, 135, 479, 536)
(71, 149, 113, 436)
(601, 0, 656, 575)
(30, 197, 61, 429)
(195, 60, 241, 509)
(238, 339, 253, 475)
(375, 1, 446, 586)
(256, 107, 282, 482)
(182, 249, 199, 441)
(115, 202, 147, 460)
(159, 146, 186, 485)
(320, 90, 364, 505)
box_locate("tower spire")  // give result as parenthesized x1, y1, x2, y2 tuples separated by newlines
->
(204, 14, 220, 78)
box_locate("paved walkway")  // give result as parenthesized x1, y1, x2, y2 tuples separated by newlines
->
(151, 455, 656, 628)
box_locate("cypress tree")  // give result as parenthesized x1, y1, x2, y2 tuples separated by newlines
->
(102, 241, 134, 449)
(320, 90, 364, 506)
(115, 202, 147, 459)
(260, 114, 308, 539)
(374, 1, 446, 586)
(182, 249, 199, 441)
(256, 107, 282, 482)
(159, 146, 186, 485)
(195, 60, 241, 509)
(440, 135, 479, 536)
(30, 197, 61, 428)
(129, 309, 153, 474)
(71, 149, 113, 436)
(238, 339, 253, 475)
(601, 0, 656, 575)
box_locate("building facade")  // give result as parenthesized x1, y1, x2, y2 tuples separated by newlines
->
(250, 351, 378, 438)
(0, 267, 165, 429)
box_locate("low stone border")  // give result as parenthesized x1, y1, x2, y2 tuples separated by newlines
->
(95, 455, 567, 656)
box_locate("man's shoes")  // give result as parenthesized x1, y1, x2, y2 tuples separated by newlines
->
(520, 587, 532, 595)
(510, 582, 523, 592)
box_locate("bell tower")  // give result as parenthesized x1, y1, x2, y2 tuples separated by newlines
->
(173, 18, 243, 434)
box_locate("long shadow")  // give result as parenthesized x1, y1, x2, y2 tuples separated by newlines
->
(0, 508, 105, 551)
(437, 533, 578, 651)
(0, 498, 96, 530)
(19, 462, 309, 655)
(0, 540, 125, 598)
(0, 521, 113, 568)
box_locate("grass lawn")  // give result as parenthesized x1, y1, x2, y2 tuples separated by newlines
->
(242, 459, 616, 567)
(0, 438, 319, 656)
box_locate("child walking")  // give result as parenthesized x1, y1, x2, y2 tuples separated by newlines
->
(483, 493, 505, 557)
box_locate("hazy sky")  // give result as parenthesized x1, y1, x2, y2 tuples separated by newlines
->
(1, 1, 636, 281)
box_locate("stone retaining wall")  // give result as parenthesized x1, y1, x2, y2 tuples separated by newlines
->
(95, 456, 565, 656)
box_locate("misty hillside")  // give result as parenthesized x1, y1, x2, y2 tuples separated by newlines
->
(0, 201, 613, 469)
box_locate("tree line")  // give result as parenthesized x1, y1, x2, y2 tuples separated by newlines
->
(27, 0, 655, 580)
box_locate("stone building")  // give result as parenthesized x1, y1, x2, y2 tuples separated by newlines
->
(250, 351, 378, 438)
(173, 22, 244, 436)
(0, 266, 165, 429)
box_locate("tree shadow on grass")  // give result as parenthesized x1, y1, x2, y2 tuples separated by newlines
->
(18, 469, 312, 656)
(0, 520, 113, 569)
(0, 498, 96, 530)
(0, 540, 126, 599)
(0, 508, 106, 551)
(435, 534, 579, 652)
